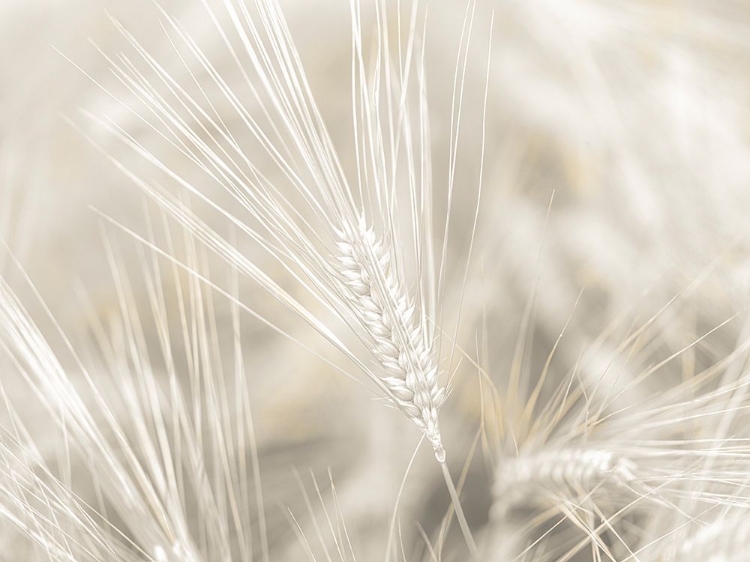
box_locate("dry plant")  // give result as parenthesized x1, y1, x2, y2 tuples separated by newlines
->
(3, 0, 750, 561)
(72, 0, 490, 558)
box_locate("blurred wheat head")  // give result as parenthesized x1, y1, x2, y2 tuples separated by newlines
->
(3, 0, 750, 561)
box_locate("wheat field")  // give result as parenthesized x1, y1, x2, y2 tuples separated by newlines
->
(2, 0, 750, 560)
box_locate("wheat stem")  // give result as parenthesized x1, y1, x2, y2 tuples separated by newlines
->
(440, 459, 480, 562)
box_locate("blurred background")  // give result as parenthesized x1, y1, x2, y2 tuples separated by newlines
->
(2, 0, 750, 560)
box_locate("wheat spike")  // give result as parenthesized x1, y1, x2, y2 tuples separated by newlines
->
(335, 219, 446, 459)
(492, 448, 639, 518)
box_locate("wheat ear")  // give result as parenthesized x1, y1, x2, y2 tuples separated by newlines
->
(335, 221, 481, 558)
(492, 448, 639, 519)
(335, 220, 446, 460)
